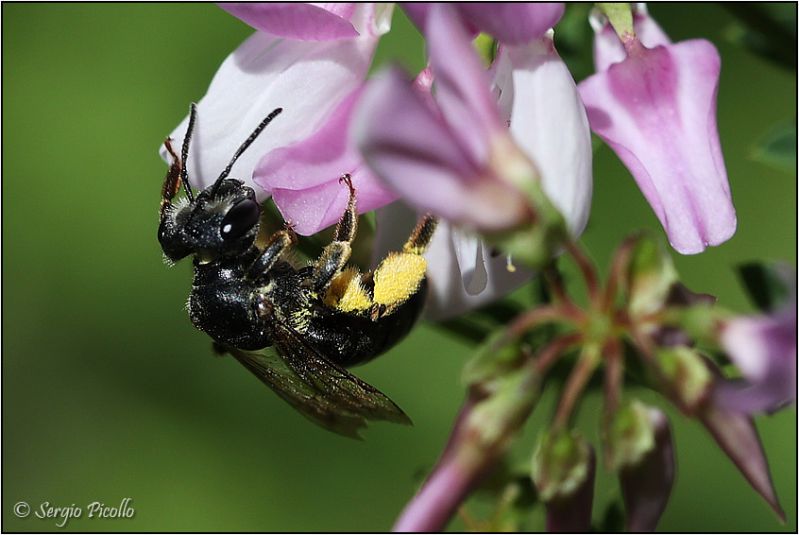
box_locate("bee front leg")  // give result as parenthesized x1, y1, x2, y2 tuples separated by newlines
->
(307, 175, 358, 293)
(246, 228, 297, 279)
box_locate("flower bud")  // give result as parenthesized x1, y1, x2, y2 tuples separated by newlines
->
(627, 235, 678, 318)
(655, 346, 711, 412)
(614, 404, 675, 532)
(532, 430, 595, 532)
(532, 429, 593, 502)
(607, 400, 656, 470)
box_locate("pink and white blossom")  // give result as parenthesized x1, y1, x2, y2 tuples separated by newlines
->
(160, 4, 392, 198)
(358, 4, 592, 316)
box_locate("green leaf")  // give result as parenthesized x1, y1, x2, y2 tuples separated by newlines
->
(724, 4, 796, 70)
(737, 262, 792, 312)
(751, 121, 797, 172)
(595, 501, 625, 533)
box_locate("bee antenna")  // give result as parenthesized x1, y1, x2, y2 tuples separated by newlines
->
(180, 103, 198, 203)
(210, 107, 283, 197)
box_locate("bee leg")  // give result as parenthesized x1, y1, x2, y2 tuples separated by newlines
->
(369, 214, 438, 321)
(246, 228, 297, 279)
(307, 174, 358, 293)
(402, 214, 438, 255)
(159, 138, 182, 218)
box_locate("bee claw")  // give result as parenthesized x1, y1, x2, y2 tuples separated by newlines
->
(338, 173, 355, 193)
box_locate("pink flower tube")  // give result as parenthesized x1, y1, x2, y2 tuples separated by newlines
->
(579, 10, 736, 254)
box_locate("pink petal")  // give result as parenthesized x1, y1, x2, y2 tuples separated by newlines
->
(426, 4, 504, 163)
(456, 3, 564, 45)
(254, 86, 397, 235)
(401, 3, 563, 44)
(700, 397, 784, 519)
(399, 3, 480, 37)
(271, 164, 390, 235)
(160, 5, 387, 192)
(309, 3, 356, 20)
(716, 300, 796, 413)
(497, 36, 593, 238)
(220, 3, 359, 41)
(592, 5, 672, 72)
(578, 39, 736, 254)
(355, 68, 526, 230)
(256, 88, 363, 192)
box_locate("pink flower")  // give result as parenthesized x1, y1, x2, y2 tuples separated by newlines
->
(254, 86, 396, 235)
(716, 289, 796, 414)
(357, 8, 590, 232)
(357, 4, 592, 317)
(160, 3, 392, 213)
(578, 9, 737, 255)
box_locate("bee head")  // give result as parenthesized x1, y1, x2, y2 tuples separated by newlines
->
(157, 104, 282, 264)
(158, 179, 261, 263)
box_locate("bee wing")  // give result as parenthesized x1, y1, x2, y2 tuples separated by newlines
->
(226, 324, 411, 439)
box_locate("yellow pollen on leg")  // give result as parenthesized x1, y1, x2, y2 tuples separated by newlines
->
(373, 252, 427, 308)
(324, 267, 372, 313)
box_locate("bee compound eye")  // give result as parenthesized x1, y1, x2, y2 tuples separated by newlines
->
(220, 199, 260, 240)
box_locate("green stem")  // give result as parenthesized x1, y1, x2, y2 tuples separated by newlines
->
(596, 3, 635, 43)
(553, 343, 601, 429)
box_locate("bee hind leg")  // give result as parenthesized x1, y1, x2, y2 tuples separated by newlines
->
(369, 214, 438, 320)
(403, 214, 438, 255)
(306, 175, 359, 293)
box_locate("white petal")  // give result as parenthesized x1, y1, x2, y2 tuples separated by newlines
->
(424, 222, 532, 320)
(451, 229, 486, 294)
(498, 36, 593, 237)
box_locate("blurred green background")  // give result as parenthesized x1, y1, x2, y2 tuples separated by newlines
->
(3, 3, 795, 532)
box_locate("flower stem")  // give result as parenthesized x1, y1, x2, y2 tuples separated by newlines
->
(553, 343, 601, 429)
(506, 304, 576, 339)
(603, 338, 623, 417)
(393, 452, 483, 532)
(535, 333, 583, 374)
(393, 399, 493, 532)
(544, 265, 578, 310)
(602, 235, 638, 312)
(565, 240, 601, 308)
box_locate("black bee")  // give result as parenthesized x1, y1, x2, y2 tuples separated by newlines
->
(158, 104, 437, 438)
